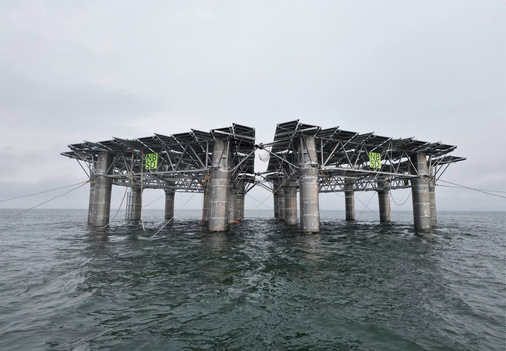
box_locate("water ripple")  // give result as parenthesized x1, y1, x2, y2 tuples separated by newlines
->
(0, 209, 504, 350)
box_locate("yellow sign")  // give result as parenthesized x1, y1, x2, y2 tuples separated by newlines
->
(145, 153, 158, 170)
(369, 152, 381, 169)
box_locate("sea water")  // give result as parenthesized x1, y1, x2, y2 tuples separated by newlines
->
(0, 209, 504, 350)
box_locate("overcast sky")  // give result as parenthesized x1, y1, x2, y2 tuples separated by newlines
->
(0, 1, 504, 215)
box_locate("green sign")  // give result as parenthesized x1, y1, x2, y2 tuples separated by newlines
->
(369, 152, 381, 169)
(145, 153, 158, 170)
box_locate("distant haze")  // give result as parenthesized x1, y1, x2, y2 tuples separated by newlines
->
(0, 1, 504, 213)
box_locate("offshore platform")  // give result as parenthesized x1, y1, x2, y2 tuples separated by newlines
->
(61, 120, 465, 233)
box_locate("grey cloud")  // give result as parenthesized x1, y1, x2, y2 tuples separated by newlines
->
(0, 1, 504, 211)
(0, 71, 169, 132)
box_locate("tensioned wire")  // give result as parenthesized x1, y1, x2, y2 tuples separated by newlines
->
(0, 181, 91, 203)
(3, 180, 91, 221)
(100, 150, 135, 229)
(208, 172, 296, 233)
(436, 179, 506, 199)
(2, 167, 502, 226)
(320, 170, 380, 219)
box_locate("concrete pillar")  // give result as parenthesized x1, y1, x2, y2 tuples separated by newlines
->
(273, 180, 280, 219)
(429, 177, 437, 227)
(164, 189, 175, 220)
(411, 153, 432, 230)
(239, 193, 245, 217)
(298, 136, 320, 233)
(228, 187, 237, 223)
(203, 183, 211, 222)
(208, 139, 231, 232)
(377, 180, 391, 222)
(87, 180, 95, 225)
(235, 182, 245, 220)
(126, 187, 142, 221)
(344, 179, 355, 221)
(88, 151, 113, 227)
(278, 188, 286, 222)
(284, 183, 298, 226)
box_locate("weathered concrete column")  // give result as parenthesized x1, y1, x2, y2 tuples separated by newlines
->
(239, 192, 245, 217)
(429, 175, 437, 227)
(411, 153, 432, 230)
(87, 180, 95, 225)
(228, 187, 237, 223)
(278, 187, 286, 222)
(284, 183, 298, 226)
(344, 179, 355, 221)
(88, 151, 113, 227)
(273, 180, 280, 219)
(298, 136, 320, 233)
(235, 182, 245, 220)
(203, 184, 211, 222)
(164, 189, 175, 220)
(273, 192, 278, 219)
(208, 139, 231, 232)
(377, 180, 391, 222)
(126, 187, 142, 221)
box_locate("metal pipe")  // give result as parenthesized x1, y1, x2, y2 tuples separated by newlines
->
(321, 166, 418, 178)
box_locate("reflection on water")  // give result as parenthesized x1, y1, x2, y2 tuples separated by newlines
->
(0, 209, 504, 351)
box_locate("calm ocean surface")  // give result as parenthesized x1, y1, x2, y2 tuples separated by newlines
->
(0, 209, 504, 350)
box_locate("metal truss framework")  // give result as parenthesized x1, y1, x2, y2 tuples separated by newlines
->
(61, 124, 257, 194)
(62, 120, 465, 197)
(262, 120, 465, 193)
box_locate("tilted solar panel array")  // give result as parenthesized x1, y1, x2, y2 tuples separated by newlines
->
(62, 124, 256, 192)
(264, 120, 465, 192)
